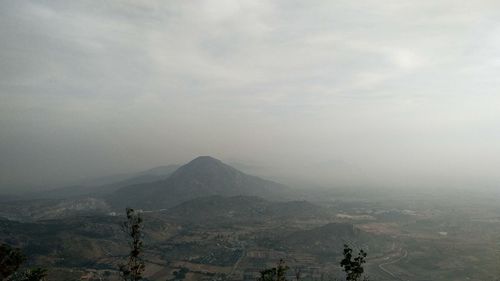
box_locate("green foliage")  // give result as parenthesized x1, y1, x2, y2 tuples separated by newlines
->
(258, 245, 370, 281)
(23, 268, 48, 281)
(119, 208, 146, 281)
(0, 243, 47, 281)
(0, 243, 26, 280)
(8, 268, 47, 281)
(339, 244, 367, 281)
(258, 259, 289, 281)
(171, 267, 189, 280)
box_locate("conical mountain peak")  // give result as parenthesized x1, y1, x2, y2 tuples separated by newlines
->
(185, 156, 226, 168)
(110, 156, 289, 209)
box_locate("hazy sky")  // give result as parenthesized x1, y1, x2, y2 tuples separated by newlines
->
(2, 0, 500, 191)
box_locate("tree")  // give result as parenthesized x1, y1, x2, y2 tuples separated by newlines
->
(119, 208, 146, 281)
(340, 244, 367, 281)
(0, 243, 26, 279)
(258, 259, 289, 281)
(24, 268, 48, 281)
(171, 267, 189, 280)
(293, 266, 301, 281)
(8, 268, 48, 281)
(0, 243, 47, 281)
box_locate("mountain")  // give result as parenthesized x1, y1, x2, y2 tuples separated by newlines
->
(108, 156, 290, 210)
(31, 165, 181, 199)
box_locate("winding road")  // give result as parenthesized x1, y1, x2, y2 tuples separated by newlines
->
(376, 249, 408, 281)
(228, 248, 246, 277)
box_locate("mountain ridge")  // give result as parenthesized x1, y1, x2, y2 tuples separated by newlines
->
(28, 164, 181, 199)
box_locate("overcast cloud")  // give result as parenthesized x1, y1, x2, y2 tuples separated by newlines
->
(1, 0, 500, 192)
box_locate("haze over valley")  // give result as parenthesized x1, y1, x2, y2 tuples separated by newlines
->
(1, 156, 500, 280)
(1, 1, 500, 281)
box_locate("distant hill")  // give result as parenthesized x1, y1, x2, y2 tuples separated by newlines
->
(0, 197, 112, 221)
(31, 165, 181, 199)
(164, 195, 330, 223)
(108, 156, 290, 210)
